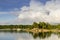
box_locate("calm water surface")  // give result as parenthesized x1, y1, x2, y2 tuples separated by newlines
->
(0, 31, 60, 40)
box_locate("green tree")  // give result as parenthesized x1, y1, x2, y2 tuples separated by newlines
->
(32, 22, 39, 28)
(39, 22, 46, 29)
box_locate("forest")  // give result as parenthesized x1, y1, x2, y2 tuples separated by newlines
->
(0, 22, 60, 30)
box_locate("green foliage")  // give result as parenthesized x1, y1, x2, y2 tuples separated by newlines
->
(32, 22, 39, 28)
(0, 22, 60, 29)
(39, 22, 47, 29)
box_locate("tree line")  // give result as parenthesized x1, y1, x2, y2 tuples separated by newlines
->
(0, 22, 60, 29)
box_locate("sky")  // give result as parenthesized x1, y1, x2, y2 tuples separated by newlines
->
(0, 0, 60, 25)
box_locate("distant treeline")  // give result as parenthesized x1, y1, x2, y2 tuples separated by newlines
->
(0, 22, 60, 29)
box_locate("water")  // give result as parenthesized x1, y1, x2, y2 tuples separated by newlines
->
(0, 31, 60, 40)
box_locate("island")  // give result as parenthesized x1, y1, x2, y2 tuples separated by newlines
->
(0, 22, 60, 33)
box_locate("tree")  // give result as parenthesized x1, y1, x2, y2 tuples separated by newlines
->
(32, 22, 39, 28)
(39, 22, 46, 29)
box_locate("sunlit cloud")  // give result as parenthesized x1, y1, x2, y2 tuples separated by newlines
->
(0, 0, 60, 25)
(17, 0, 60, 24)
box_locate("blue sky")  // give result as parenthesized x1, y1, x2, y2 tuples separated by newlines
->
(0, 0, 50, 25)
(0, 0, 30, 11)
(0, 0, 60, 25)
(0, 0, 31, 24)
(0, 0, 50, 11)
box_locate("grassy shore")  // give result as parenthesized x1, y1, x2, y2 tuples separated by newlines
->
(0, 28, 60, 33)
(23, 28, 60, 33)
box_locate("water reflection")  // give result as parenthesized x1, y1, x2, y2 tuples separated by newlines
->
(0, 31, 60, 40)
(30, 32, 52, 39)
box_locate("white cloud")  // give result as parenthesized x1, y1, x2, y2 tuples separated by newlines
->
(17, 0, 60, 24)
(1, 0, 60, 25)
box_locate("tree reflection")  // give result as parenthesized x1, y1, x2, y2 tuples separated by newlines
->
(30, 32, 52, 39)
(54, 32, 60, 38)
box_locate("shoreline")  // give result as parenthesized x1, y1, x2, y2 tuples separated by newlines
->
(24, 28, 60, 33)
(0, 28, 60, 33)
